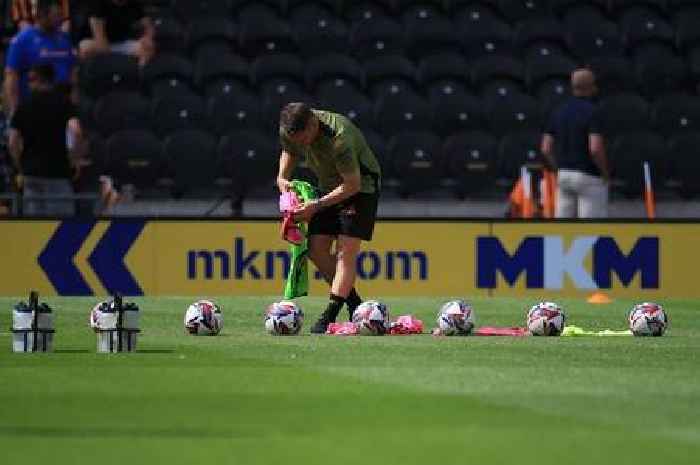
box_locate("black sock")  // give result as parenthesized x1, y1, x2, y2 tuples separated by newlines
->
(346, 288, 362, 317)
(322, 294, 345, 323)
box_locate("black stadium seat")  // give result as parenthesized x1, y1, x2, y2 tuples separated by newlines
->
(458, 13, 512, 59)
(142, 54, 194, 99)
(589, 57, 636, 95)
(514, 18, 566, 52)
(292, 8, 349, 57)
(669, 132, 700, 197)
(238, 17, 295, 58)
(388, 132, 442, 197)
(152, 95, 207, 136)
(430, 92, 485, 137)
(344, 1, 390, 22)
(487, 93, 542, 136)
(172, 0, 232, 20)
(404, 16, 459, 59)
(195, 54, 249, 99)
(374, 92, 431, 137)
(251, 54, 305, 94)
(306, 54, 363, 92)
(442, 131, 498, 198)
(526, 54, 577, 92)
(106, 130, 163, 188)
(218, 129, 278, 200)
(94, 91, 150, 136)
(496, 0, 549, 22)
(551, 0, 607, 17)
(472, 56, 525, 99)
(349, 17, 404, 59)
(208, 92, 263, 135)
(652, 95, 700, 136)
(566, 21, 624, 61)
(80, 54, 140, 98)
(634, 48, 687, 96)
(610, 132, 668, 195)
(186, 17, 236, 58)
(364, 55, 417, 99)
(497, 131, 543, 181)
(152, 16, 185, 55)
(597, 93, 650, 137)
(163, 130, 219, 196)
(419, 52, 471, 100)
(621, 6, 675, 50)
(316, 90, 374, 129)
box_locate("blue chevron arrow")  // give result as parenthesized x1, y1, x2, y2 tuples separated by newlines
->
(38, 221, 96, 295)
(88, 221, 146, 296)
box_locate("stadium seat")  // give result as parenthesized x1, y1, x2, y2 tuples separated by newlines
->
(610, 132, 668, 196)
(588, 57, 636, 95)
(237, 2, 283, 23)
(471, 56, 525, 99)
(610, 0, 668, 16)
(514, 18, 566, 52)
(688, 45, 700, 79)
(675, 9, 700, 51)
(374, 92, 431, 137)
(141, 54, 194, 99)
(526, 54, 577, 93)
(94, 91, 150, 137)
(486, 93, 542, 136)
(652, 94, 700, 137)
(344, 1, 390, 22)
(495, 0, 549, 22)
(151, 94, 208, 136)
(289, 1, 336, 25)
(561, 3, 608, 30)
(238, 17, 295, 58)
(597, 93, 650, 137)
(262, 89, 314, 130)
(106, 130, 164, 188)
(497, 131, 543, 181)
(551, 0, 607, 18)
(400, 2, 445, 25)
(362, 128, 389, 176)
(442, 131, 498, 198)
(430, 92, 485, 137)
(186, 17, 236, 58)
(172, 0, 232, 20)
(457, 13, 512, 59)
(194, 53, 249, 98)
(668, 132, 700, 197)
(251, 54, 305, 95)
(207, 92, 263, 135)
(315, 89, 374, 129)
(306, 54, 363, 93)
(620, 6, 675, 50)
(418, 52, 471, 100)
(387, 131, 442, 197)
(288, 0, 344, 15)
(364, 55, 417, 99)
(152, 16, 185, 55)
(218, 129, 278, 200)
(566, 21, 624, 60)
(404, 16, 459, 59)
(537, 80, 571, 119)
(292, 7, 349, 57)
(80, 54, 140, 98)
(633, 46, 687, 96)
(349, 17, 404, 59)
(163, 130, 219, 196)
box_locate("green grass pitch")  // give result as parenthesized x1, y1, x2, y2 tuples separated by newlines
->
(1, 296, 699, 465)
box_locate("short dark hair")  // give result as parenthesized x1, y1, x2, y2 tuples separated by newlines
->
(279, 102, 313, 136)
(30, 63, 56, 84)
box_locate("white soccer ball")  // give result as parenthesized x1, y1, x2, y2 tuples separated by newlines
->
(527, 301, 566, 336)
(437, 300, 475, 336)
(628, 302, 667, 337)
(265, 300, 304, 335)
(352, 300, 390, 335)
(184, 300, 223, 335)
(90, 301, 116, 332)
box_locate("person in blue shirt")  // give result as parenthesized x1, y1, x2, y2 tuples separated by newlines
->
(3, 0, 75, 116)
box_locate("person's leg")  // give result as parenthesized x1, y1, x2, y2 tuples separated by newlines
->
(309, 234, 362, 333)
(309, 234, 363, 317)
(555, 170, 577, 218)
(578, 173, 609, 218)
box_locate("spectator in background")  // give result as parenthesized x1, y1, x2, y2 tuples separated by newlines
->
(8, 63, 82, 216)
(541, 69, 610, 219)
(3, 0, 75, 116)
(79, 0, 154, 65)
(11, 0, 70, 32)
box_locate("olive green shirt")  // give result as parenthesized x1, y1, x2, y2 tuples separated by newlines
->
(280, 110, 381, 194)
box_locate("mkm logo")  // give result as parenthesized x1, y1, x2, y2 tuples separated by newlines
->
(477, 236, 659, 289)
(187, 238, 428, 281)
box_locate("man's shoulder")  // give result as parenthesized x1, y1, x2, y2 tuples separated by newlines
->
(9, 27, 38, 47)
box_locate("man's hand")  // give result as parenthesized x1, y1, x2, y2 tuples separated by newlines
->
(293, 199, 321, 223)
(277, 177, 293, 193)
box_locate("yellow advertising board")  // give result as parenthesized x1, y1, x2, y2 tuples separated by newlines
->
(1, 219, 698, 298)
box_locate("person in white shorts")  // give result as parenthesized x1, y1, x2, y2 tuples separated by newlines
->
(540, 69, 610, 218)
(79, 0, 153, 65)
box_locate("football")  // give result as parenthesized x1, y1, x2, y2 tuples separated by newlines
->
(264, 301, 304, 335)
(628, 302, 668, 337)
(527, 301, 566, 336)
(90, 301, 116, 332)
(184, 300, 223, 336)
(352, 300, 390, 336)
(437, 300, 475, 336)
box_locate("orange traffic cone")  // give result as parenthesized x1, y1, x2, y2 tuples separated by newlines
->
(587, 292, 613, 304)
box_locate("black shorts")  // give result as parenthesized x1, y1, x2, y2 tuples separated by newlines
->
(308, 193, 379, 241)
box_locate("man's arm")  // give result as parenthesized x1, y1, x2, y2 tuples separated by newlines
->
(8, 128, 23, 172)
(589, 133, 610, 182)
(540, 133, 558, 171)
(3, 68, 20, 116)
(294, 169, 361, 223)
(277, 150, 297, 192)
(88, 17, 110, 49)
